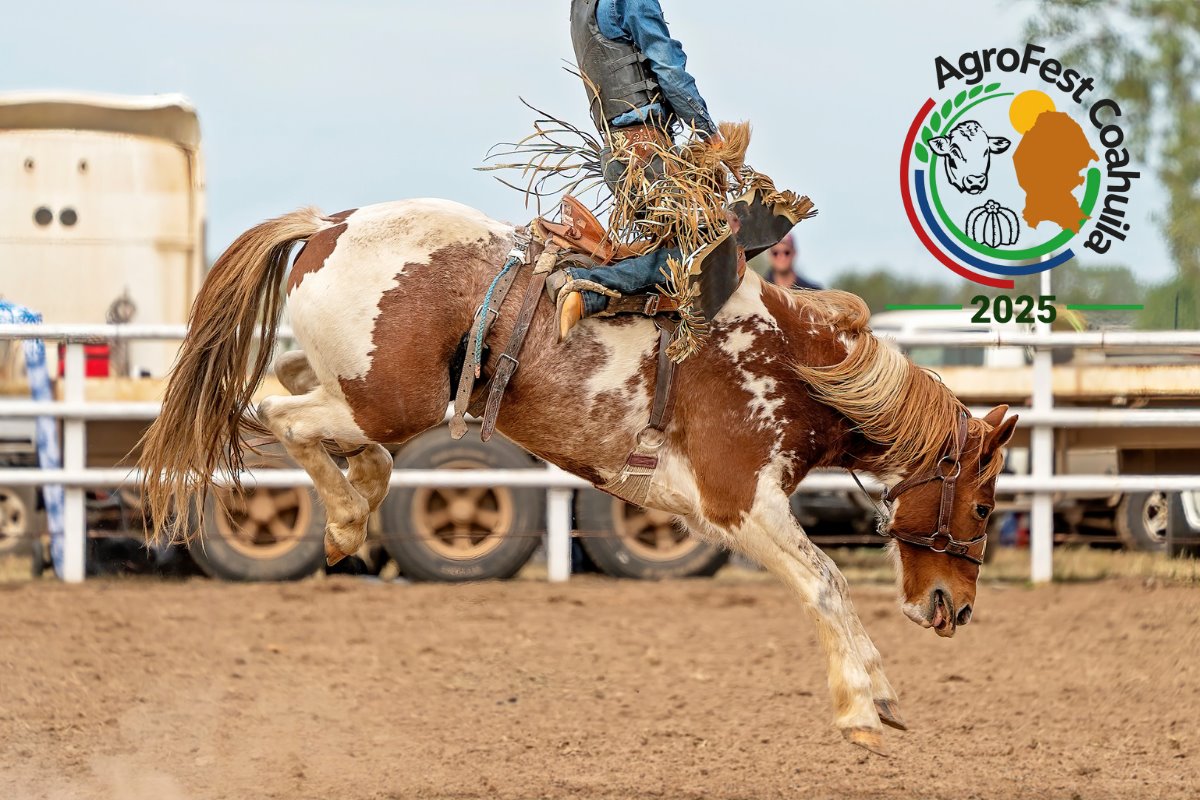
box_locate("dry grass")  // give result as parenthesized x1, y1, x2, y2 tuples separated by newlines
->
(0, 552, 34, 584)
(816, 544, 1200, 585)
(3, 545, 1198, 587)
(1037, 545, 1200, 583)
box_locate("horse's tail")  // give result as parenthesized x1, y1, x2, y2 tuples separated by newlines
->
(139, 208, 327, 545)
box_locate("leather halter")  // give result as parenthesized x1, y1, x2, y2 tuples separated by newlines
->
(858, 413, 987, 565)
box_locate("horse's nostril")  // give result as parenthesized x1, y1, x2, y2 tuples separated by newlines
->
(930, 588, 949, 626)
(956, 604, 973, 626)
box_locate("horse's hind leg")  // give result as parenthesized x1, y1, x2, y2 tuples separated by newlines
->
(272, 352, 392, 516)
(347, 444, 393, 512)
(274, 350, 320, 396)
(257, 388, 371, 565)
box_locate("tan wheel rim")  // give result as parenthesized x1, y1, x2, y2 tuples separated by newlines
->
(214, 486, 312, 559)
(411, 459, 513, 560)
(0, 487, 29, 547)
(612, 499, 693, 561)
(1142, 491, 1170, 544)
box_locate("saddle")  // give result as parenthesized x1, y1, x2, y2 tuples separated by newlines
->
(536, 195, 647, 265)
(533, 195, 747, 320)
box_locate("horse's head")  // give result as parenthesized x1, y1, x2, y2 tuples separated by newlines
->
(886, 405, 1017, 638)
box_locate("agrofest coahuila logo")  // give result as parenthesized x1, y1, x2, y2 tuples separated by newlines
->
(902, 43, 1140, 291)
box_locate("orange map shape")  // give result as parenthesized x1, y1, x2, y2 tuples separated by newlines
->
(1011, 111, 1098, 233)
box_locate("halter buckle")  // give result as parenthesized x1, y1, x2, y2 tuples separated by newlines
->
(937, 457, 962, 480)
(928, 531, 952, 553)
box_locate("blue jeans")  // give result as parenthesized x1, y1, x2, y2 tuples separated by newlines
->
(597, 0, 716, 136)
(567, 247, 681, 315)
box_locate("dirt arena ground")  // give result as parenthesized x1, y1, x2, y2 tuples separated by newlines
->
(1, 572, 1197, 800)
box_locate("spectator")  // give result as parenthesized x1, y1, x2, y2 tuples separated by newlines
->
(767, 234, 821, 290)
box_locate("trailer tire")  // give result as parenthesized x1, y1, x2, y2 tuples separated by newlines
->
(1167, 491, 1200, 558)
(0, 485, 36, 556)
(30, 535, 48, 577)
(191, 487, 327, 581)
(574, 489, 728, 579)
(1115, 491, 1171, 553)
(379, 429, 543, 582)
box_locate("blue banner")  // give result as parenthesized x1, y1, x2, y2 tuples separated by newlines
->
(0, 301, 65, 577)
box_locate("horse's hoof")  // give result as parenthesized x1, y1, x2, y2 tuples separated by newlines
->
(843, 727, 888, 757)
(875, 699, 908, 731)
(324, 535, 348, 566)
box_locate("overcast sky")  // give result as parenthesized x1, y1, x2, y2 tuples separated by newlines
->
(1, 0, 1174, 287)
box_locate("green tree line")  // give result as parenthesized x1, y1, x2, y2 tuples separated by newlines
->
(1027, 0, 1200, 328)
(831, 261, 1162, 328)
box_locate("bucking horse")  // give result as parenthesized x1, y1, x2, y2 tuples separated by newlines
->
(139, 198, 1017, 754)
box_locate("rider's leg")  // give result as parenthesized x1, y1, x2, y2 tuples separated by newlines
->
(562, 247, 681, 314)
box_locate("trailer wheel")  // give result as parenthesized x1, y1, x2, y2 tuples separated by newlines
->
(575, 489, 728, 579)
(191, 486, 326, 581)
(30, 535, 48, 577)
(379, 428, 543, 582)
(0, 486, 36, 555)
(1167, 491, 1200, 558)
(1115, 491, 1171, 553)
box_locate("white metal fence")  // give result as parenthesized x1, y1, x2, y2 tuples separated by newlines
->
(2, 322, 1200, 584)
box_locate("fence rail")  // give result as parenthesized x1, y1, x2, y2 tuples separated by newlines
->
(1, 323, 1198, 584)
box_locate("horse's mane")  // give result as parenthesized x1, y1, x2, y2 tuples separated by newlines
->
(785, 289, 1003, 480)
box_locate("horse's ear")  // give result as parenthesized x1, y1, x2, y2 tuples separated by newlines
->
(981, 404, 1009, 428)
(983, 414, 1018, 456)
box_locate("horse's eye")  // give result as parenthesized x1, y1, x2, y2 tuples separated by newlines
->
(974, 505, 991, 520)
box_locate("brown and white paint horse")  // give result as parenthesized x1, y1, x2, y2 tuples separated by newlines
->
(140, 198, 1017, 754)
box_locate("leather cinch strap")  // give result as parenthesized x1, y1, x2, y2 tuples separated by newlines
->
(596, 326, 678, 507)
(449, 232, 535, 439)
(480, 244, 561, 442)
(648, 327, 677, 432)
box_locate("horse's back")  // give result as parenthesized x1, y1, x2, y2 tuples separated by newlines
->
(341, 198, 513, 244)
(285, 198, 514, 440)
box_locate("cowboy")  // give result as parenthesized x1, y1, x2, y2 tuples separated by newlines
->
(550, 0, 812, 340)
(548, 0, 722, 337)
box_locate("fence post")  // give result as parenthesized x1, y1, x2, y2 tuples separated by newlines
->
(546, 485, 573, 583)
(1029, 271, 1055, 583)
(61, 342, 87, 583)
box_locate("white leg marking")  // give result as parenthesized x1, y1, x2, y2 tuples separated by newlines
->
(347, 444, 393, 513)
(695, 469, 888, 737)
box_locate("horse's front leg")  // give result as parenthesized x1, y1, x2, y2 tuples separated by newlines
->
(704, 488, 896, 755)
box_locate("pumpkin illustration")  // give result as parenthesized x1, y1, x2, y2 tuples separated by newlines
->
(965, 199, 1020, 247)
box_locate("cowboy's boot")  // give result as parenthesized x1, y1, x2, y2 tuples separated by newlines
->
(559, 291, 584, 339)
(552, 276, 622, 340)
(544, 246, 671, 340)
(728, 172, 817, 260)
(543, 263, 616, 340)
(544, 271, 587, 341)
